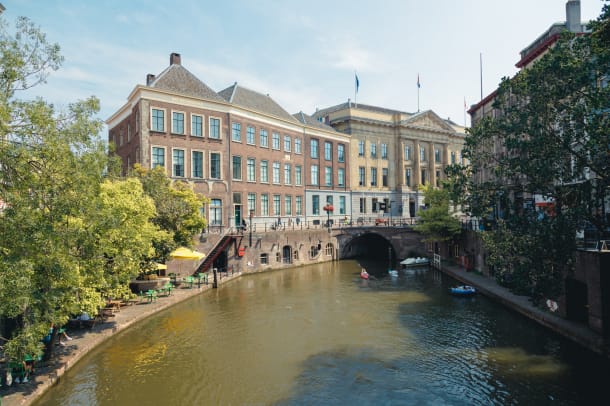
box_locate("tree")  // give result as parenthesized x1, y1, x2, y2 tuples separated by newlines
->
(414, 184, 462, 244)
(131, 164, 208, 252)
(0, 17, 167, 362)
(450, 5, 610, 301)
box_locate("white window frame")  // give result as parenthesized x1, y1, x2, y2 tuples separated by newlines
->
(172, 110, 186, 134)
(151, 108, 166, 132)
(191, 114, 204, 137)
(209, 116, 222, 139)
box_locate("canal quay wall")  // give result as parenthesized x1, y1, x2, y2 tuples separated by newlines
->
(436, 248, 610, 360)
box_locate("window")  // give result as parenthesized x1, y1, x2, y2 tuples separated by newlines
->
(284, 164, 292, 185)
(325, 167, 332, 186)
(370, 143, 377, 158)
(272, 162, 280, 184)
(370, 167, 377, 186)
(247, 126, 255, 144)
(311, 165, 319, 186)
(248, 193, 256, 213)
(420, 146, 426, 162)
(261, 160, 269, 183)
(192, 151, 203, 178)
(421, 169, 427, 185)
(209, 117, 220, 139)
(405, 168, 411, 187)
(232, 156, 242, 180)
(152, 146, 165, 168)
(359, 197, 366, 213)
(152, 108, 164, 132)
(338, 144, 345, 162)
(285, 195, 292, 215)
(405, 145, 411, 160)
(210, 152, 221, 179)
(247, 158, 256, 182)
(435, 148, 441, 163)
(324, 142, 332, 160)
(382, 168, 388, 187)
(210, 199, 222, 225)
(284, 135, 291, 152)
(173, 149, 185, 177)
(272, 132, 280, 150)
(295, 138, 302, 154)
(312, 195, 320, 215)
(295, 165, 302, 186)
(339, 196, 346, 215)
(451, 151, 456, 164)
(260, 129, 268, 147)
(232, 122, 241, 142)
(381, 143, 388, 159)
(358, 167, 365, 186)
(338, 168, 345, 187)
(172, 112, 185, 134)
(192, 114, 203, 137)
(273, 195, 281, 215)
(296, 196, 303, 215)
(261, 194, 269, 216)
(310, 139, 319, 159)
(358, 140, 365, 157)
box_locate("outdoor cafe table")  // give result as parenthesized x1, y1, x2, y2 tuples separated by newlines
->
(182, 276, 194, 288)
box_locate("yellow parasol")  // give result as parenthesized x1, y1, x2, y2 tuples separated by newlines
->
(169, 247, 206, 260)
(169, 247, 206, 276)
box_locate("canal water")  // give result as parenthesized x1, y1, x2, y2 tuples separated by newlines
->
(37, 260, 610, 405)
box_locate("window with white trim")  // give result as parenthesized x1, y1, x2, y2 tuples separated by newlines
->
(152, 108, 165, 132)
(209, 117, 221, 139)
(152, 146, 165, 168)
(192, 114, 203, 137)
(172, 111, 185, 134)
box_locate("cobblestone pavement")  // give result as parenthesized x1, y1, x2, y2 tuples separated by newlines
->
(0, 273, 241, 406)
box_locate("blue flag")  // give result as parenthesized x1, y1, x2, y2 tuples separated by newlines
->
(355, 73, 360, 94)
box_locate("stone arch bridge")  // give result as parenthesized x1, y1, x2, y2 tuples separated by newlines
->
(333, 226, 427, 263)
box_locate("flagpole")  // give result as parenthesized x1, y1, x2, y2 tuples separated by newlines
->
(417, 73, 420, 112)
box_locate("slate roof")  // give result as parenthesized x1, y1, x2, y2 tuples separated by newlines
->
(292, 111, 337, 132)
(218, 83, 299, 123)
(149, 64, 226, 103)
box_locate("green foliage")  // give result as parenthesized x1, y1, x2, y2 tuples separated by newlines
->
(0, 16, 170, 362)
(414, 184, 462, 243)
(131, 164, 208, 250)
(447, 5, 610, 301)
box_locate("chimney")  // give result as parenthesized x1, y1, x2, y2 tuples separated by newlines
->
(146, 74, 156, 86)
(566, 1, 581, 33)
(170, 52, 181, 65)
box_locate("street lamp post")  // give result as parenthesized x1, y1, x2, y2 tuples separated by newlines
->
(249, 209, 254, 247)
(323, 204, 334, 230)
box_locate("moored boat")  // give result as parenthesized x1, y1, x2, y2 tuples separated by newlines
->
(450, 285, 476, 296)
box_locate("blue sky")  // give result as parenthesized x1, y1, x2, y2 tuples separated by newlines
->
(2, 0, 605, 131)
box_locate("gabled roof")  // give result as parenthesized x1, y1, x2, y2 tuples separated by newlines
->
(292, 111, 337, 131)
(149, 64, 226, 103)
(218, 83, 299, 123)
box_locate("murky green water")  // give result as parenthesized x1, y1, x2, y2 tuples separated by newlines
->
(37, 260, 610, 405)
